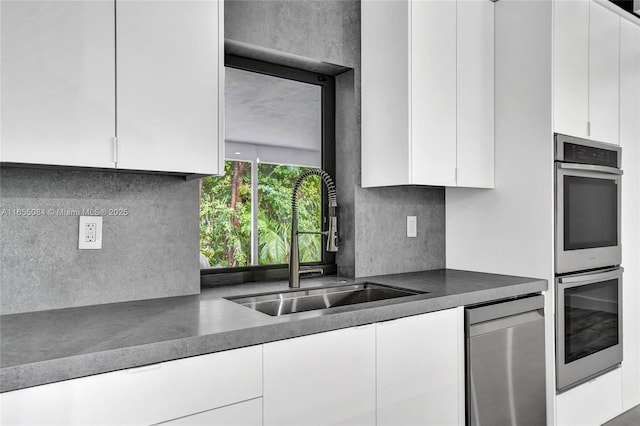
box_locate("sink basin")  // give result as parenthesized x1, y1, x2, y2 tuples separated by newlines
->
(226, 283, 425, 316)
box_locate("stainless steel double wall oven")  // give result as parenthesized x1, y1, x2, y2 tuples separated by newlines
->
(554, 133, 623, 391)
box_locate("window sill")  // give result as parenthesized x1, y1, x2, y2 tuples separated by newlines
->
(200, 263, 337, 287)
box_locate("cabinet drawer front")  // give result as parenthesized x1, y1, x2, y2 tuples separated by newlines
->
(556, 367, 622, 426)
(162, 398, 262, 426)
(0, 345, 262, 426)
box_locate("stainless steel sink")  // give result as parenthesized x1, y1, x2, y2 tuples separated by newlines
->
(226, 283, 425, 316)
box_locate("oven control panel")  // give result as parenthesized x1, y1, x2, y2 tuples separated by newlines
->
(563, 142, 619, 168)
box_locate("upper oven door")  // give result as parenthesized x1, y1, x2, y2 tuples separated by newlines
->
(555, 163, 622, 274)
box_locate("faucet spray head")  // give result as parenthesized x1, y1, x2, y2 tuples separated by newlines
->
(327, 214, 338, 252)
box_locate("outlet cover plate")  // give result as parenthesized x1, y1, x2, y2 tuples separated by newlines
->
(407, 215, 417, 238)
(79, 216, 103, 249)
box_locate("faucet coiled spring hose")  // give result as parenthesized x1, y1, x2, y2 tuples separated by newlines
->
(291, 169, 337, 218)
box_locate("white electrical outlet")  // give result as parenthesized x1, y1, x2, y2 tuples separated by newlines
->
(79, 216, 103, 249)
(85, 223, 96, 242)
(407, 215, 417, 238)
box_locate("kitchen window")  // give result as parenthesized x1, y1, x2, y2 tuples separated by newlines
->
(200, 55, 336, 284)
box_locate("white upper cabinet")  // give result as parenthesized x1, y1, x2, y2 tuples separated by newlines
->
(116, 0, 223, 175)
(554, 0, 621, 144)
(361, 0, 411, 188)
(456, 0, 495, 188)
(362, 0, 494, 188)
(0, 1, 116, 168)
(619, 17, 640, 146)
(553, 0, 590, 139)
(589, 1, 620, 143)
(0, 0, 223, 175)
(410, 0, 458, 187)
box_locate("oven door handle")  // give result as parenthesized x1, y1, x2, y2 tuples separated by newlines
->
(558, 163, 623, 175)
(559, 267, 624, 284)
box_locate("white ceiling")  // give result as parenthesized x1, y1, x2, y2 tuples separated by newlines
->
(224, 67, 322, 153)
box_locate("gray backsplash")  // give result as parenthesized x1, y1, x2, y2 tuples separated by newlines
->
(354, 186, 445, 277)
(0, 167, 200, 315)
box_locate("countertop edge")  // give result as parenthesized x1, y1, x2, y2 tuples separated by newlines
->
(1, 275, 547, 393)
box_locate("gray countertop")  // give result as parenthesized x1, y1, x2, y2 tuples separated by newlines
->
(0, 269, 546, 392)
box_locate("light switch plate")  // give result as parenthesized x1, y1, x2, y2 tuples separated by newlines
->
(79, 216, 103, 249)
(407, 216, 417, 238)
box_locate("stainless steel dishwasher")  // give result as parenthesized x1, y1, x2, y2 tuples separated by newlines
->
(466, 294, 546, 426)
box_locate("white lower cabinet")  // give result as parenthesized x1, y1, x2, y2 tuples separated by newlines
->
(556, 367, 623, 426)
(161, 398, 262, 426)
(0, 345, 262, 426)
(377, 308, 464, 426)
(263, 325, 377, 426)
(2, 310, 468, 426)
(263, 309, 464, 426)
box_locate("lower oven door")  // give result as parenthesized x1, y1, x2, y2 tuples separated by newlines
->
(555, 163, 622, 274)
(556, 267, 623, 391)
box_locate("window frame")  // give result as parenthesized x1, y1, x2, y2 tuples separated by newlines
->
(200, 54, 336, 286)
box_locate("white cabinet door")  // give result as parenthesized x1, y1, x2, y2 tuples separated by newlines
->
(589, 1, 620, 143)
(0, 346, 262, 426)
(556, 367, 623, 426)
(162, 398, 262, 426)
(361, 0, 410, 188)
(263, 325, 376, 426)
(116, 0, 223, 175)
(620, 18, 640, 412)
(411, 0, 457, 187)
(362, 0, 494, 189)
(456, 0, 494, 188)
(0, 0, 116, 168)
(553, 0, 621, 143)
(553, 0, 590, 138)
(377, 308, 464, 426)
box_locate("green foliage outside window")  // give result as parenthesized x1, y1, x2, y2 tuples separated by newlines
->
(200, 160, 322, 268)
(200, 161, 251, 267)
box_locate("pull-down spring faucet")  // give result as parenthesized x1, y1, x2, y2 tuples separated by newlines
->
(289, 169, 338, 289)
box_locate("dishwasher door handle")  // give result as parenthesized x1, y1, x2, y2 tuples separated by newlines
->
(466, 294, 544, 325)
(468, 310, 544, 337)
